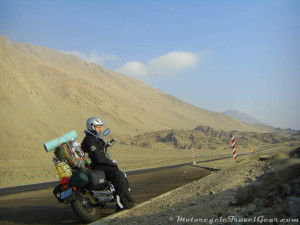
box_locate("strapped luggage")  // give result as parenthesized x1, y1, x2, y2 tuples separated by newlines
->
(54, 140, 91, 169)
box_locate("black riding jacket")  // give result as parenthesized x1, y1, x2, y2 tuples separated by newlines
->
(81, 131, 116, 168)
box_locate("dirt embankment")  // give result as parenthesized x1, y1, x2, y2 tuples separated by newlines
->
(92, 146, 300, 225)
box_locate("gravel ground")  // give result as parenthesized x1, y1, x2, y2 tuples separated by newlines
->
(91, 146, 300, 225)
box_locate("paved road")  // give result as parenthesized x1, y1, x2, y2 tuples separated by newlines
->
(0, 165, 210, 225)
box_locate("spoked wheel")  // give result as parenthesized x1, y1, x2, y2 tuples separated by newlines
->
(71, 193, 102, 223)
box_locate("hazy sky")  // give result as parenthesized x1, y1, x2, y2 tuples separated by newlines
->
(1, 0, 299, 129)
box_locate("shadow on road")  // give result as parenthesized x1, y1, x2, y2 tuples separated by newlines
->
(0, 165, 210, 225)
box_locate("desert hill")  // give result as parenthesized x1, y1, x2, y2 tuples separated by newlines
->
(123, 125, 298, 151)
(0, 35, 280, 168)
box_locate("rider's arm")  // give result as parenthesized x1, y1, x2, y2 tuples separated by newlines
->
(83, 137, 117, 168)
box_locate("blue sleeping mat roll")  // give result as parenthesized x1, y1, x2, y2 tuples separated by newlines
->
(44, 130, 78, 152)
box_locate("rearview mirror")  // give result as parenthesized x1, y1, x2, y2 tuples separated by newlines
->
(103, 128, 110, 136)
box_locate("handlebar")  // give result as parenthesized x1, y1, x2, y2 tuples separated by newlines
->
(106, 138, 116, 148)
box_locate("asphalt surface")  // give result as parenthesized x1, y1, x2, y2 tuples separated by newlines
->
(0, 148, 267, 197)
(0, 162, 198, 196)
(0, 165, 211, 225)
(0, 146, 279, 225)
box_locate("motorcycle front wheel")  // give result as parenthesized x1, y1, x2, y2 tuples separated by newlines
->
(70, 194, 102, 223)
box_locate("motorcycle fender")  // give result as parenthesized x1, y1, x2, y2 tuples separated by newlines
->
(53, 184, 64, 203)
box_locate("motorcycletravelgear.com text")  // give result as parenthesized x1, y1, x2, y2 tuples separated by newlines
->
(169, 215, 299, 224)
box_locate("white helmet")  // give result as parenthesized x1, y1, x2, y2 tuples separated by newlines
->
(86, 117, 105, 132)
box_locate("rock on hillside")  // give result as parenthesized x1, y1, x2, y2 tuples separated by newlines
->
(235, 163, 300, 221)
(125, 125, 294, 150)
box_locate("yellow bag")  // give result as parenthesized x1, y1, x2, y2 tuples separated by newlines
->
(55, 162, 72, 179)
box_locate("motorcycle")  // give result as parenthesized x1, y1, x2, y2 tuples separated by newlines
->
(45, 128, 120, 223)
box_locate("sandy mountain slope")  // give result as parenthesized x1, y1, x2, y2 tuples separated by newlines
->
(0, 35, 277, 168)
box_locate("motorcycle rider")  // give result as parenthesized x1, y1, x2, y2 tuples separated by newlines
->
(81, 117, 136, 211)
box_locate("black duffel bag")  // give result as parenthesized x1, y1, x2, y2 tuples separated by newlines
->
(87, 170, 107, 190)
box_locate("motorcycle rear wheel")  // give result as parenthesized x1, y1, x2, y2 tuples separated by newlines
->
(71, 194, 102, 223)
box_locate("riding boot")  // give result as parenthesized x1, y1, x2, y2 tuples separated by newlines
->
(116, 191, 136, 210)
(126, 191, 136, 204)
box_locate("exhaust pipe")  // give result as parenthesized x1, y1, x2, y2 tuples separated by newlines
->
(92, 190, 115, 203)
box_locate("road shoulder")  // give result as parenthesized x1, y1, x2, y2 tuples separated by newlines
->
(90, 146, 300, 225)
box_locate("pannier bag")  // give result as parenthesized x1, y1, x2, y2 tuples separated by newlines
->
(87, 170, 107, 190)
(69, 169, 89, 189)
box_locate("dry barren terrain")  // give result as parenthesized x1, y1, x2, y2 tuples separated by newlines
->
(92, 145, 300, 225)
(1, 125, 299, 188)
(1, 36, 300, 225)
(0, 35, 290, 178)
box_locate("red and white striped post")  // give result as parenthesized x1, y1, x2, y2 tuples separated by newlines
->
(191, 146, 196, 164)
(231, 135, 237, 166)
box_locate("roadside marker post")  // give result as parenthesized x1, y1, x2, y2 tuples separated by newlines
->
(191, 146, 196, 165)
(231, 135, 237, 166)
